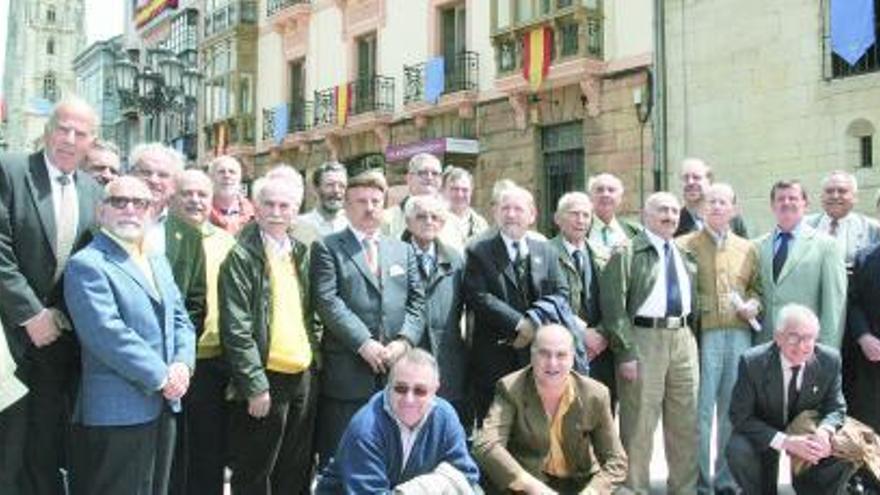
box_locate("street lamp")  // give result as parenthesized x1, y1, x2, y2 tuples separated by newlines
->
(112, 46, 202, 152)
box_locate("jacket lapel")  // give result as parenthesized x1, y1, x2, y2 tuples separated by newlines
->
(762, 345, 786, 426)
(794, 353, 820, 414)
(491, 234, 519, 289)
(526, 238, 545, 294)
(74, 170, 95, 237)
(340, 228, 380, 292)
(760, 235, 776, 288)
(25, 154, 58, 256)
(96, 234, 161, 302)
(777, 226, 814, 283)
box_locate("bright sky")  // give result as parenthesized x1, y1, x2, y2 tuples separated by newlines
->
(0, 0, 124, 95)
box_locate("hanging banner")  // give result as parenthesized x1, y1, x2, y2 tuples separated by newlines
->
(831, 0, 876, 65)
(522, 26, 553, 91)
(424, 56, 445, 104)
(335, 83, 352, 126)
(135, 0, 178, 28)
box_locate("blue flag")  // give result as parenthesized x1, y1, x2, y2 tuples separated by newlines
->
(831, 0, 876, 65)
(424, 56, 445, 104)
(273, 103, 288, 145)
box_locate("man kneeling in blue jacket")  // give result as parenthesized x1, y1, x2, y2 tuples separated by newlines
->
(316, 348, 480, 494)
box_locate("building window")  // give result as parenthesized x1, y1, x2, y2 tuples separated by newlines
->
(862, 135, 874, 168)
(47, 38, 54, 55)
(541, 121, 584, 232)
(164, 8, 199, 54)
(43, 73, 58, 102)
(47, 6, 56, 23)
(346, 153, 386, 177)
(830, 0, 880, 78)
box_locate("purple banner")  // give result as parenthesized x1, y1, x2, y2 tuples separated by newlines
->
(384, 138, 447, 163)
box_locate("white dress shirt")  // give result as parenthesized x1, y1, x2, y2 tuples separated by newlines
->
(44, 154, 79, 238)
(635, 229, 692, 318)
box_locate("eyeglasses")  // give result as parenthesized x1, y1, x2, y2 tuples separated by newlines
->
(414, 212, 442, 222)
(105, 196, 151, 211)
(415, 169, 441, 178)
(392, 383, 430, 398)
(783, 332, 816, 346)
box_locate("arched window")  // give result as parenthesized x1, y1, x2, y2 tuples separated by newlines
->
(47, 38, 54, 55)
(43, 72, 57, 102)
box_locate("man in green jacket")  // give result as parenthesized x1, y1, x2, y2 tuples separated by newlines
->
(219, 175, 318, 494)
(600, 192, 700, 495)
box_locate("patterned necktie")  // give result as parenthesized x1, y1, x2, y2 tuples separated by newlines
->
(787, 365, 801, 422)
(665, 241, 682, 317)
(829, 218, 839, 236)
(512, 241, 528, 288)
(363, 236, 379, 276)
(418, 252, 434, 278)
(601, 226, 611, 247)
(54, 175, 77, 281)
(773, 232, 792, 282)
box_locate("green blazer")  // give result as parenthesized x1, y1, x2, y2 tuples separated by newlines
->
(548, 235, 606, 330)
(165, 213, 207, 335)
(755, 224, 846, 347)
(473, 367, 627, 494)
(598, 231, 699, 362)
(0, 151, 104, 362)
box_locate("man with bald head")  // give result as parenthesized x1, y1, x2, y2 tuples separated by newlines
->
(464, 183, 568, 424)
(600, 192, 700, 494)
(65, 176, 195, 495)
(130, 143, 206, 337)
(220, 174, 319, 493)
(676, 157, 748, 238)
(0, 96, 105, 493)
(171, 170, 236, 494)
(587, 173, 641, 253)
(474, 324, 626, 494)
(678, 183, 761, 495)
(209, 155, 254, 234)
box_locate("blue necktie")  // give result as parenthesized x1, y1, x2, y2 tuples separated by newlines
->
(665, 242, 682, 317)
(773, 232, 792, 282)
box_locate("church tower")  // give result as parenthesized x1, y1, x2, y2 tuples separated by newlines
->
(2, 0, 86, 151)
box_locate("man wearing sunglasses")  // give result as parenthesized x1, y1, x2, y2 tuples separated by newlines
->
(63, 176, 195, 495)
(316, 349, 479, 493)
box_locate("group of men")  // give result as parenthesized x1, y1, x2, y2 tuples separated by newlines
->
(0, 94, 878, 495)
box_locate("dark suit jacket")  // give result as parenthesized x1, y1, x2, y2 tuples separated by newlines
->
(463, 233, 569, 391)
(548, 236, 603, 328)
(310, 228, 425, 401)
(847, 243, 880, 342)
(416, 240, 467, 402)
(0, 151, 104, 365)
(473, 367, 627, 493)
(164, 214, 207, 336)
(676, 207, 748, 238)
(728, 342, 845, 451)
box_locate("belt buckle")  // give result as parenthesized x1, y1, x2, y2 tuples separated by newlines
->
(665, 317, 682, 329)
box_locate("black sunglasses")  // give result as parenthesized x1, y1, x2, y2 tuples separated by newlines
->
(105, 196, 152, 211)
(392, 383, 430, 398)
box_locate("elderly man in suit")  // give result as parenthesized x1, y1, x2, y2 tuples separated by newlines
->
(64, 176, 195, 495)
(805, 170, 880, 267)
(474, 324, 627, 494)
(586, 173, 641, 255)
(679, 183, 761, 495)
(0, 96, 105, 494)
(756, 180, 847, 348)
(675, 157, 748, 238)
(600, 191, 700, 495)
(402, 194, 470, 429)
(727, 304, 854, 494)
(548, 192, 616, 408)
(219, 174, 318, 494)
(310, 170, 425, 467)
(464, 183, 568, 425)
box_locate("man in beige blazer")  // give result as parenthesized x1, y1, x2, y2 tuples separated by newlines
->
(473, 324, 627, 494)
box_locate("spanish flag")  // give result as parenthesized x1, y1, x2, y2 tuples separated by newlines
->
(522, 26, 553, 91)
(335, 83, 352, 126)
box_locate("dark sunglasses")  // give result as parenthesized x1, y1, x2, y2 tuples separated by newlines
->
(392, 383, 430, 398)
(105, 196, 152, 211)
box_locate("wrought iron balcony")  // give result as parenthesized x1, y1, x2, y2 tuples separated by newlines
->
(492, 5, 603, 76)
(261, 101, 314, 141)
(403, 51, 479, 105)
(204, 1, 257, 38)
(313, 75, 395, 127)
(266, 0, 308, 17)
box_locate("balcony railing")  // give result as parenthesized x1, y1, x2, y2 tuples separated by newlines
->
(205, 1, 257, 37)
(492, 6, 603, 76)
(403, 51, 479, 105)
(314, 75, 395, 127)
(266, 0, 308, 17)
(261, 101, 314, 141)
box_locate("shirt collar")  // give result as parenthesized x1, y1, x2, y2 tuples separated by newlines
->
(593, 215, 619, 231)
(774, 221, 803, 239)
(350, 226, 378, 244)
(500, 232, 529, 258)
(705, 226, 728, 246)
(411, 240, 436, 259)
(644, 228, 674, 254)
(562, 238, 585, 256)
(43, 152, 73, 183)
(102, 228, 147, 257)
(260, 229, 292, 257)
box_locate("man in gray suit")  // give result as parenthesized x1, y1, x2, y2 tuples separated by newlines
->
(0, 96, 105, 494)
(805, 170, 880, 268)
(756, 180, 847, 348)
(310, 170, 425, 467)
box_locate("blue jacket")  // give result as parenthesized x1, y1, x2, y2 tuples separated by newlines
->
(64, 232, 196, 426)
(316, 390, 480, 494)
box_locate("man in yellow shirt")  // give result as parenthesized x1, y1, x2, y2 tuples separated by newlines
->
(171, 169, 236, 494)
(219, 174, 318, 494)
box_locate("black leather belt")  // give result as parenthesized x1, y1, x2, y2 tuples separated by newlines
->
(633, 315, 690, 329)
